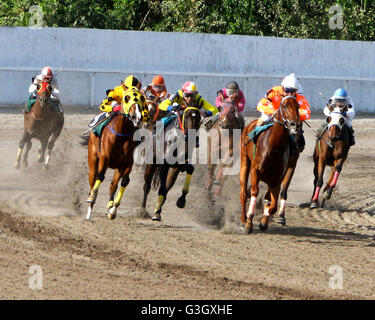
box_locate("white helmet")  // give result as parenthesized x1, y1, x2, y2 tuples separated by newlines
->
(281, 73, 300, 92)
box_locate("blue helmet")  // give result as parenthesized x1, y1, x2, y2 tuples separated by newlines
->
(333, 88, 347, 100)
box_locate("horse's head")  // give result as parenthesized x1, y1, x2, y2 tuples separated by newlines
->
(36, 81, 52, 106)
(122, 89, 146, 127)
(219, 101, 241, 130)
(327, 111, 346, 142)
(277, 95, 301, 134)
(181, 106, 201, 135)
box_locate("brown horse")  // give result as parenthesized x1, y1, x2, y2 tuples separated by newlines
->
(139, 106, 201, 221)
(240, 96, 301, 233)
(85, 91, 144, 220)
(206, 100, 243, 196)
(310, 111, 351, 209)
(14, 80, 64, 170)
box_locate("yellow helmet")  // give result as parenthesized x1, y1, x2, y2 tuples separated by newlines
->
(124, 75, 140, 89)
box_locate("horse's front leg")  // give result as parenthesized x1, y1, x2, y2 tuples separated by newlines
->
(310, 158, 326, 209)
(140, 163, 157, 211)
(14, 131, 29, 169)
(107, 168, 131, 220)
(245, 167, 260, 234)
(277, 152, 300, 225)
(176, 164, 193, 209)
(152, 163, 169, 221)
(37, 139, 48, 165)
(259, 184, 280, 231)
(320, 159, 344, 208)
(43, 126, 63, 169)
(240, 154, 250, 229)
(87, 156, 108, 206)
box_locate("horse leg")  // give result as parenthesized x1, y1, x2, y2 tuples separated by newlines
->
(140, 163, 157, 210)
(43, 127, 62, 169)
(245, 167, 260, 234)
(259, 184, 280, 231)
(310, 158, 326, 209)
(14, 131, 29, 169)
(86, 146, 99, 219)
(152, 163, 169, 221)
(37, 139, 48, 164)
(107, 168, 131, 220)
(176, 164, 194, 209)
(22, 136, 32, 168)
(277, 153, 299, 225)
(320, 160, 343, 208)
(87, 156, 107, 206)
(240, 155, 250, 231)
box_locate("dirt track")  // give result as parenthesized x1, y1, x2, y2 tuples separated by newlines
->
(0, 106, 374, 300)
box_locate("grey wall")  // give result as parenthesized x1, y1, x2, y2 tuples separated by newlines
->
(1, 27, 374, 112)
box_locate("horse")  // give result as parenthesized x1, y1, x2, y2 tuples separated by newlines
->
(240, 96, 301, 233)
(84, 90, 144, 220)
(14, 80, 64, 170)
(310, 111, 351, 209)
(206, 100, 243, 197)
(139, 106, 201, 221)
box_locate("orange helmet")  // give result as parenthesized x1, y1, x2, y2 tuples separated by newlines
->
(152, 75, 165, 86)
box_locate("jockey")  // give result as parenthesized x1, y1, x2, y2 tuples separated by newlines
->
(215, 81, 246, 129)
(142, 75, 170, 102)
(27, 66, 63, 113)
(255, 73, 311, 151)
(158, 81, 219, 147)
(318, 88, 355, 146)
(87, 75, 149, 129)
(159, 81, 218, 117)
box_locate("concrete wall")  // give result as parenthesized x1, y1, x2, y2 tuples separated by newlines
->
(1, 27, 375, 112)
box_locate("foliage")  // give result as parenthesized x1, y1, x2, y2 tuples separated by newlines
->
(1, 0, 374, 41)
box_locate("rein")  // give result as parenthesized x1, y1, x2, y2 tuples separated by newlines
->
(108, 114, 133, 137)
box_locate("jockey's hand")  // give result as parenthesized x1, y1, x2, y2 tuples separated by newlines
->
(167, 104, 180, 113)
(201, 110, 212, 118)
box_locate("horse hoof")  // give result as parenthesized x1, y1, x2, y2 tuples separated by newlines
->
(309, 201, 319, 209)
(43, 164, 49, 170)
(258, 222, 268, 231)
(176, 197, 186, 209)
(152, 213, 161, 221)
(277, 215, 286, 226)
(244, 222, 253, 234)
(14, 162, 21, 169)
(107, 213, 116, 220)
(22, 161, 28, 168)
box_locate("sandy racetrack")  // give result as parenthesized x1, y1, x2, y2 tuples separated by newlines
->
(0, 106, 374, 300)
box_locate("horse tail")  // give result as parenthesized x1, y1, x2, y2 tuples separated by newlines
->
(152, 165, 161, 190)
(79, 134, 90, 147)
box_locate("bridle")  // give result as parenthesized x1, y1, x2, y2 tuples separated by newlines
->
(274, 95, 300, 134)
(177, 106, 200, 136)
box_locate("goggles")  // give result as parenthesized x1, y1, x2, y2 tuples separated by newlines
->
(183, 93, 196, 99)
(226, 89, 238, 96)
(152, 84, 164, 92)
(284, 87, 297, 94)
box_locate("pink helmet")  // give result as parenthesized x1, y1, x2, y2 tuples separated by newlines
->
(41, 66, 53, 80)
(181, 81, 198, 94)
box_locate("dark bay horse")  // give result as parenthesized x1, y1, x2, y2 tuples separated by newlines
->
(240, 96, 301, 233)
(206, 101, 243, 196)
(139, 106, 201, 221)
(14, 80, 64, 170)
(85, 90, 144, 220)
(310, 111, 351, 209)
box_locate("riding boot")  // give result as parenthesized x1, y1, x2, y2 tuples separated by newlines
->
(349, 126, 355, 146)
(196, 136, 200, 148)
(296, 130, 305, 153)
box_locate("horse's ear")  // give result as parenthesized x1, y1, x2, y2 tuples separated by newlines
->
(140, 95, 145, 103)
(106, 89, 113, 96)
(32, 77, 35, 83)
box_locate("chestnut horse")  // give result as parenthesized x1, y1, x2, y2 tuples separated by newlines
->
(207, 100, 243, 196)
(310, 111, 351, 209)
(240, 96, 301, 233)
(85, 91, 144, 220)
(139, 106, 201, 221)
(14, 80, 64, 170)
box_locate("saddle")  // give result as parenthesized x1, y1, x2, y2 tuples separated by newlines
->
(248, 123, 274, 143)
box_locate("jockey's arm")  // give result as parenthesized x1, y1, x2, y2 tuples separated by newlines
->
(296, 94, 311, 121)
(159, 92, 180, 112)
(199, 96, 219, 116)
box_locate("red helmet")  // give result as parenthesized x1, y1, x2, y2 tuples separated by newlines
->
(181, 81, 197, 94)
(41, 66, 53, 80)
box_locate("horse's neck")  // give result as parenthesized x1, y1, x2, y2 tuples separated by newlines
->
(268, 114, 289, 147)
(32, 99, 48, 119)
